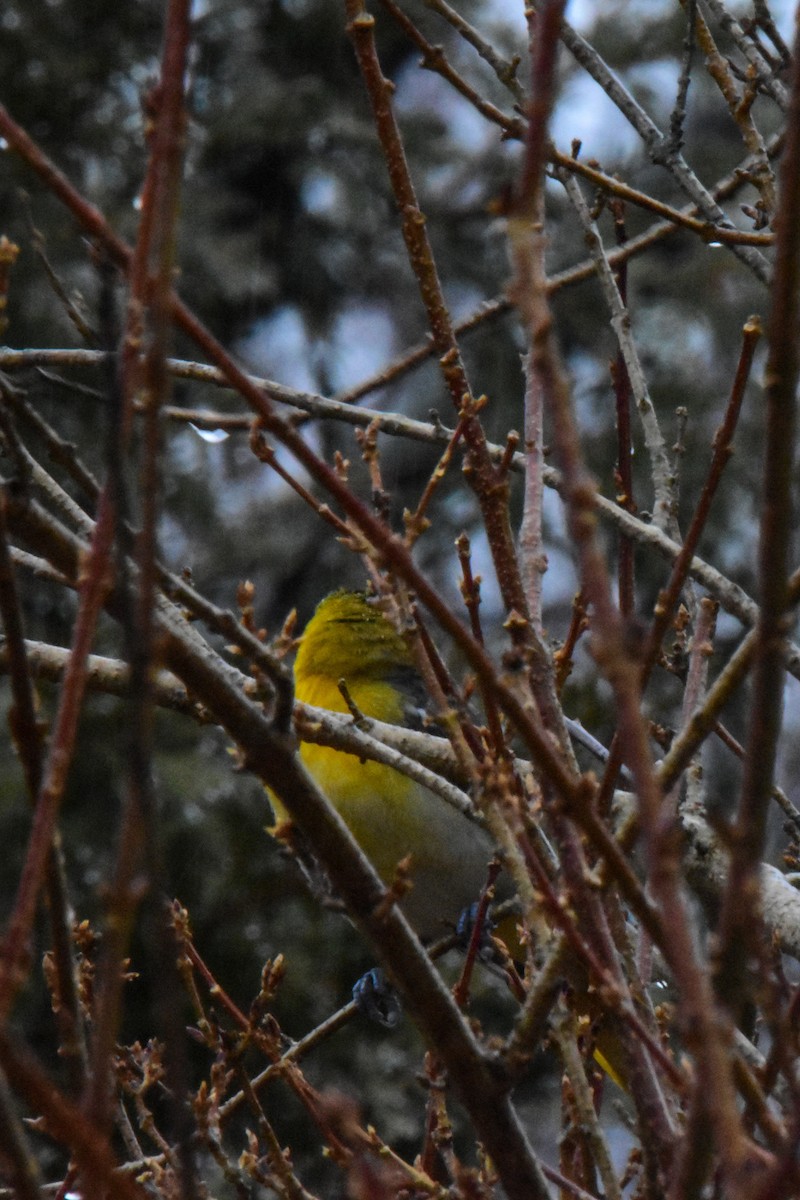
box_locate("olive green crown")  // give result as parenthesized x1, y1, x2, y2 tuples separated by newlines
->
(295, 591, 413, 681)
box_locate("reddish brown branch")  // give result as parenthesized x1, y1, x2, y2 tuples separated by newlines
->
(0, 1029, 148, 1200)
(0, 495, 114, 1019)
(86, 16, 198, 1200)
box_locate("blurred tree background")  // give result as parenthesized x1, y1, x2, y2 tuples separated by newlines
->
(1, 0, 798, 1196)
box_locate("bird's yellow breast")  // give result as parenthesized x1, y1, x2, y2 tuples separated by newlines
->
(281, 671, 498, 937)
(293, 673, 439, 888)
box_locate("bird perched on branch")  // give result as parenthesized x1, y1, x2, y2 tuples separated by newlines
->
(269, 588, 501, 939)
(268, 589, 627, 1086)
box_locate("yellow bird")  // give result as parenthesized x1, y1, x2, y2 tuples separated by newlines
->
(270, 589, 627, 1085)
(271, 589, 500, 940)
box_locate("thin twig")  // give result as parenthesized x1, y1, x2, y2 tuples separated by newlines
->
(557, 168, 677, 537)
(0, 1030, 147, 1200)
(552, 1008, 622, 1200)
(421, 0, 525, 103)
(552, 10, 771, 282)
(519, 304, 549, 633)
(702, 0, 789, 110)
(689, 1, 777, 216)
(669, 0, 697, 158)
(0, 479, 115, 1019)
